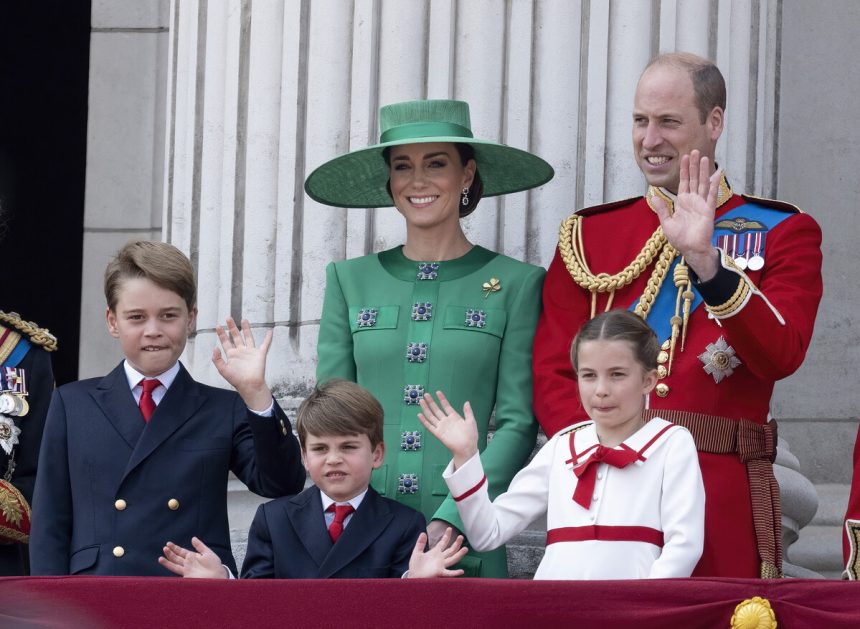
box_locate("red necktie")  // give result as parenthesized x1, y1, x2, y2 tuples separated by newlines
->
(138, 379, 161, 422)
(327, 504, 354, 543)
(572, 444, 641, 509)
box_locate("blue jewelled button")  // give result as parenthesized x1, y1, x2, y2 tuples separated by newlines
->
(403, 384, 425, 405)
(416, 262, 440, 281)
(356, 307, 377, 328)
(398, 473, 419, 494)
(400, 430, 422, 451)
(464, 308, 487, 328)
(411, 302, 433, 321)
(405, 342, 427, 363)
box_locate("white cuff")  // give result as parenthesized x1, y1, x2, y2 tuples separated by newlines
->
(248, 399, 275, 417)
(444, 452, 486, 501)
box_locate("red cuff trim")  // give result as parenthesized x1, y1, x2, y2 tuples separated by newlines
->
(453, 475, 487, 502)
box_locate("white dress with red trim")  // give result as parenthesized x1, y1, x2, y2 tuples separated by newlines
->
(443, 417, 705, 580)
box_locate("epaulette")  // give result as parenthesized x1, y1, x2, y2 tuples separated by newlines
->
(0, 311, 58, 352)
(574, 195, 641, 218)
(556, 419, 593, 437)
(741, 194, 804, 215)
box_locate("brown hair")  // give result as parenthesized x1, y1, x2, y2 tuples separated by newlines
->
(382, 143, 485, 217)
(644, 52, 726, 123)
(296, 379, 384, 449)
(570, 310, 659, 372)
(104, 240, 197, 312)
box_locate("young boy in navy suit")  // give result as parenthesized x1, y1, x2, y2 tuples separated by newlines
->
(29, 240, 305, 576)
(160, 379, 468, 578)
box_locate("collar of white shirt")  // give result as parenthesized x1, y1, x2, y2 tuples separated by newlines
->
(123, 360, 181, 405)
(319, 488, 368, 515)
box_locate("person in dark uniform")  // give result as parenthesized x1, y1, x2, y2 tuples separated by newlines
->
(0, 310, 56, 576)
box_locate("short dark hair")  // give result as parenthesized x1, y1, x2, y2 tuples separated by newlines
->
(296, 379, 384, 449)
(104, 240, 196, 312)
(645, 52, 727, 123)
(382, 142, 484, 217)
(570, 309, 660, 372)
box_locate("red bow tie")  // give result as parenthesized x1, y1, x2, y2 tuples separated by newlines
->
(572, 444, 641, 509)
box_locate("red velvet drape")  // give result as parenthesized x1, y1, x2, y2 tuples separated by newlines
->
(1, 577, 858, 628)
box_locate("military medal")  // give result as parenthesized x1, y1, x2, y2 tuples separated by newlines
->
(748, 231, 765, 271)
(0, 393, 26, 417)
(0, 367, 28, 418)
(733, 234, 748, 270)
(0, 415, 21, 455)
(698, 336, 741, 383)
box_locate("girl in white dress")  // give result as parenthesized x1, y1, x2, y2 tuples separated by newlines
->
(418, 309, 705, 579)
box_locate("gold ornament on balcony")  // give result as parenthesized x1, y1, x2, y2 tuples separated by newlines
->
(730, 596, 776, 629)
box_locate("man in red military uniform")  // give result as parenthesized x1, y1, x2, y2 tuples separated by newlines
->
(533, 52, 822, 578)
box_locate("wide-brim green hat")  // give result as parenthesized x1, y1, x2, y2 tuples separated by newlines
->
(304, 99, 554, 208)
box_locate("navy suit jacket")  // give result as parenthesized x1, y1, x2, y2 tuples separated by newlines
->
(241, 485, 426, 578)
(29, 361, 305, 576)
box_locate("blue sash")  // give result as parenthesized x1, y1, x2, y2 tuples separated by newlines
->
(3, 337, 31, 368)
(629, 203, 793, 340)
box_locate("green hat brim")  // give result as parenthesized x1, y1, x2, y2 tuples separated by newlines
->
(304, 136, 554, 209)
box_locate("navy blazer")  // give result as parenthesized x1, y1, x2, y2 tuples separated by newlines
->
(29, 362, 305, 576)
(241, 485, 426, 578)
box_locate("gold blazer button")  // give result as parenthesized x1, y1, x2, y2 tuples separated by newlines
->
(114, 499, 127, 511)
(113, 546, 125, 558)
(168, 498, 180, 511)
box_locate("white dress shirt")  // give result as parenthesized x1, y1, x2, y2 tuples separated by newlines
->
(122, 360, 274, 416)
(320, 488, 368, 530)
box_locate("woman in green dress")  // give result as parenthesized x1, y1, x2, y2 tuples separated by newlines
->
(305, 100, 553, 577)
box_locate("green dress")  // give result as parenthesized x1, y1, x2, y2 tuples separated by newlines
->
(317, 245, 543, 577)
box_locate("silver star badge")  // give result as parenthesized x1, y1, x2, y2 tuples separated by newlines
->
(0, 415, 21, 455)
(698, 336, 741, 384)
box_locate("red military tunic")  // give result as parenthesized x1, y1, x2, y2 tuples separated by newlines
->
(533, 173, 822, 577)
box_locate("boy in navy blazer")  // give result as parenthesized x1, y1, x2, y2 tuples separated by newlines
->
(160, 379, 468, 579)
(29, 241, 305, 576)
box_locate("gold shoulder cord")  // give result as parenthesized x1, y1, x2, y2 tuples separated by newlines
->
(0, 311, 58, 352)
(558, 214, 676, 318)
(558, 214, 692, 375)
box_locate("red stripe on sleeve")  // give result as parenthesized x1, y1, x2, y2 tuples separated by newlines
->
(453, 475, 487, 502)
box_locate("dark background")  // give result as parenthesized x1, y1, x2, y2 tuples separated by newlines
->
(0, 1, 91, 384)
